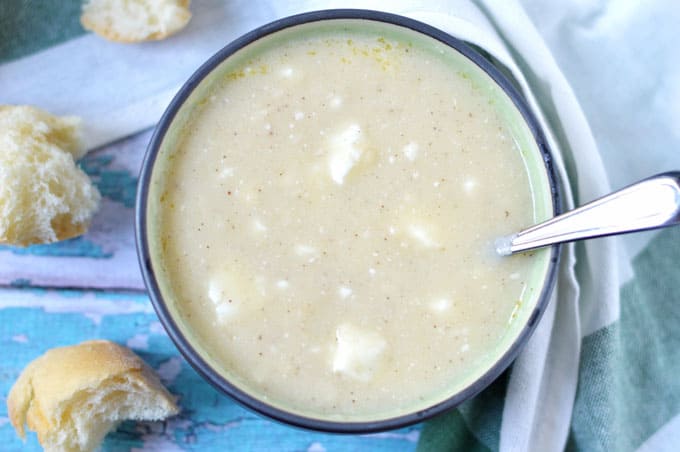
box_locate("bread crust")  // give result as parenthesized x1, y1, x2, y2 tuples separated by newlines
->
(7, 340, 179, 450)
(81, 0, 192, 43)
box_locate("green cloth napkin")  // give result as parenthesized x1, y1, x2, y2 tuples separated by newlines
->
(0, 0, 84, 64)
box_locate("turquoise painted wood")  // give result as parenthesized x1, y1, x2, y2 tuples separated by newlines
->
(0, 132, 422, 451)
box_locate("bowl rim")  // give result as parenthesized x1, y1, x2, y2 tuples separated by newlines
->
(135, 8, 562, 433)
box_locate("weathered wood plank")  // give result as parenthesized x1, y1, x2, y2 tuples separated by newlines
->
(0, 288, 421, 451)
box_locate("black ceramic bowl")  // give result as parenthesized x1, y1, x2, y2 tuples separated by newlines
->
(136, 9, 560, 433)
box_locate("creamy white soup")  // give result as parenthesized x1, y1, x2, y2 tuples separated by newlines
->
(154, 23, 546, 420)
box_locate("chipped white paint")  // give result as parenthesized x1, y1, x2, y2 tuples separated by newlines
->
(156, 357, 183, 384)
(129, 417, 243, 452)
(149, 321, 166, 334)
(307, 442, 327, 452)
(126, 333, 150, 350)
(363, 429, 421, 443)
(11, 334, 28, 343)
(201, 420, 243, 432)
(280, 67, 294, 78)
(0, 290, 153, 325)
(132, 436, 186, 452)
(294, 111, 304, 120)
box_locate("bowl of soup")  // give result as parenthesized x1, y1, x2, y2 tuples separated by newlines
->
(136, 9, 560, 432)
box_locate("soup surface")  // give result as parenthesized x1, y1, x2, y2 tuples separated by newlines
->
(156, 24, 543, 420)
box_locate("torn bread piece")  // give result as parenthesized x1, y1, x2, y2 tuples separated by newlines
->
(0, 105, 100, 246)
(81, 0, 192, 43)
(7, 340, 179, 452)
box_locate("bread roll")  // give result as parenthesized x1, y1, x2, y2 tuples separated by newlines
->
(0, 105, 100, 246)
(81, 0, 192, 43)
(7, 340, 180, 452)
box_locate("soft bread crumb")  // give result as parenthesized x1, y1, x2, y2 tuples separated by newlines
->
(81, 0, 192, 43)
(7, 340, 179, 452)
(0, 105, 100, 246)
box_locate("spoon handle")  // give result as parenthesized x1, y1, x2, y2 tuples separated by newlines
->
(497, 171, 680, 255)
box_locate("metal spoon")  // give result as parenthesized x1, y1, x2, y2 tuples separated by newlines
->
(496, 171, 680, 256)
